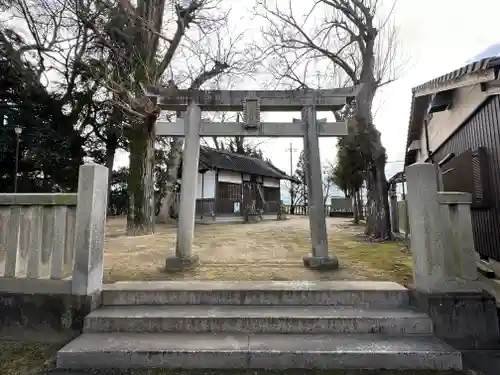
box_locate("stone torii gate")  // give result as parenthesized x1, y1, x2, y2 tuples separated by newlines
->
(142, 86, 361, 271)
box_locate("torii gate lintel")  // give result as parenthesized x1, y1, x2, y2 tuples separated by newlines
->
(141, 85, 360, 111)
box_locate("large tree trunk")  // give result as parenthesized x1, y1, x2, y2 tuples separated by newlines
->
(355, 47, 392, 240)
(352, 190, 360, 224)
(363, 153, 391, 240)
(356, 189, 364, 220)
(105, 133, 118, 197)
(365, 156, 391, 240)
(126, 115, 156, 235)
(156, 137, 184, 223)
(153, 63, 230, 224)
(105, 107, 123, 197)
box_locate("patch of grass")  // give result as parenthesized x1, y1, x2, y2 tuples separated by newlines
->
(0, 341, 60, 375)
(335, 237, 413, 285)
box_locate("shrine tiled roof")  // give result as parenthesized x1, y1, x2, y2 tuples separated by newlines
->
(198, 147, 299, 182)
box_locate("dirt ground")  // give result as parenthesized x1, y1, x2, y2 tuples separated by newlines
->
(104, 216, 413, 284)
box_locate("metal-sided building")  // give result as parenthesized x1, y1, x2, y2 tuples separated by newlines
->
(404, 56, 500, 267)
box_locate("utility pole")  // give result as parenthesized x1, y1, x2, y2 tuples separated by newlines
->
(285, 142, 298, 177)
(285, 143, 298, 212)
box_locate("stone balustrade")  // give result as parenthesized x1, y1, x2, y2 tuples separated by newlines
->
(0, 193, 77, 282)
(405, 162, 479, 292)
(438, 191, 478, 283)
(405, 162, 499, 349)
(0, 164, 108, 296)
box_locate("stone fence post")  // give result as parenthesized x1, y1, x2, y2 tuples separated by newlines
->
(389, 185, 399, 234)
(438, 192, 478, 282)
(71, 164, 109, 297)
(406, 162, 479, 292)
(405, 162, 499, 349)
(405, 162, 448, 292)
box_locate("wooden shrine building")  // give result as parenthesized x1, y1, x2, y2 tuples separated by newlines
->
(189, 147, 299, 222)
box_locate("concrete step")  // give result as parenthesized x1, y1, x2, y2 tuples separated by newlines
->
(102, 280, 409, 307)
(84, 305, 433, 334)
(56, 332, 462, 370)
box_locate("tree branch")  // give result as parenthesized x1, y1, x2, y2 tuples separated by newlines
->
(189, 60, 229, 89)
(156, 1, 201, 78)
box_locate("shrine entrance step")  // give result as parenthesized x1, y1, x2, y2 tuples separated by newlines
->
(56, 281, 462, 371)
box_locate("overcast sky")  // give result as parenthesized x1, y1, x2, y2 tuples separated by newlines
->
(113, 0, 500, 183)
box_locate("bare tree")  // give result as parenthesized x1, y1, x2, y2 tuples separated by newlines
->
(70, 0, 244, 235)
(1, 0, 99, 115)
(155, 25, 256, 223)
(322, 162, 336, 206)
(154, 62, 230, 224)
(257, 0, 405, 240)
(2, 0, 136, 207)
(281, 179, 303, 213)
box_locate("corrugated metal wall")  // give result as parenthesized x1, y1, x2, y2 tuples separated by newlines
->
(431, 94, 500, 261)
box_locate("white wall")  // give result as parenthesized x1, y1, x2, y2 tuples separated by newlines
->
(218, 170, 242, 184)
(196, 170, 216, 199)
(417, 84, 488, 162)
(263, 177, 280, 188)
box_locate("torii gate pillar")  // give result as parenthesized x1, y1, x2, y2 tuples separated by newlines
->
(164, 102, 202, 270)
(301, 104, 338, 269)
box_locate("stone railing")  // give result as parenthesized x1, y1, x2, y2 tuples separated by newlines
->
(405, 162, 479, 292)
(0, 164, 108, 296)
(0, 193, 77, 285)
(438, 191, 478, 283)
(405, 162, 500, 349)
(396, 200, 410, 235)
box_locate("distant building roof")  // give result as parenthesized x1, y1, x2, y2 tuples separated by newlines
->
(199, 147, 299, 182)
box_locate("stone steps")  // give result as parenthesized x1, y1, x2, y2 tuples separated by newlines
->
(83, 305, 433, 334)
(56, 281, 463, 371)
(56, 332, 462, 370)
(102, 280, 409, 307)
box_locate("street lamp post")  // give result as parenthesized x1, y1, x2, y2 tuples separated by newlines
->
(13, 126, 23, 193)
